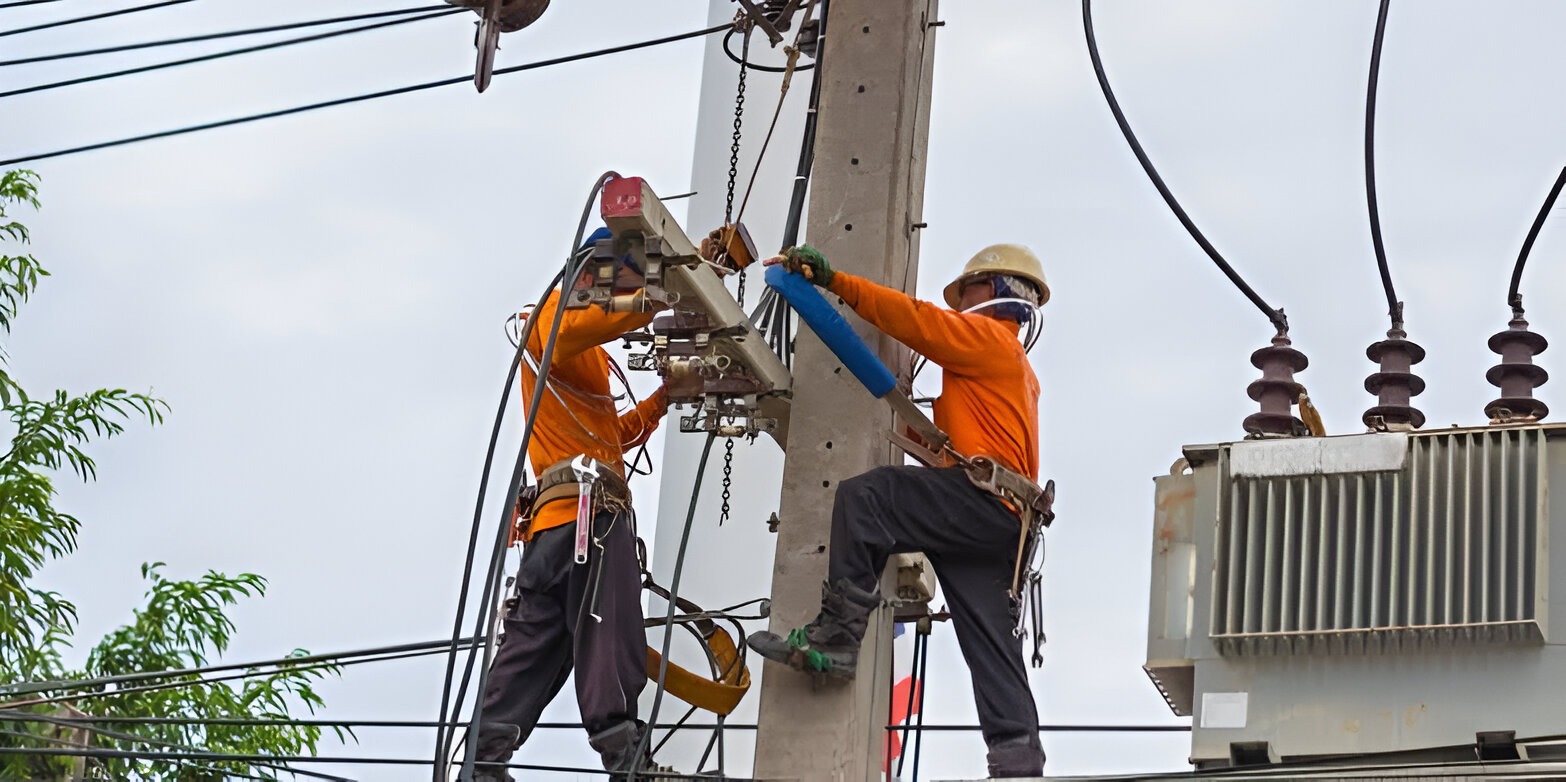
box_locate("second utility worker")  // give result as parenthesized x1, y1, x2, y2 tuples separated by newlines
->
(748, 243, 1052, 778)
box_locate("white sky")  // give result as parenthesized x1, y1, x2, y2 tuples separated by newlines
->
(7, 1, 1566, 780)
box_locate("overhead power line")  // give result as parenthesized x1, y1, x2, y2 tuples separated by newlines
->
(1364, 0, 1402, 328)
(1080, 0, 1289, 334)
(1508, 165, 1566, 311)
(0, 7, 463, 98)
(0, 0, 194, 38)
(0, 0, 70, 8)
(0, 23, 728, 167)
(0, 5, 452, 67)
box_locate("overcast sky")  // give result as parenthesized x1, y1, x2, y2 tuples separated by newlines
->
(7, 1, 1566, 780)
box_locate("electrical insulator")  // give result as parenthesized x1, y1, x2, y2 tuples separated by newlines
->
(1243, 332, 1309, 438)
(1363, 326, 1426, 431)
(1485, 307, 1549, 424)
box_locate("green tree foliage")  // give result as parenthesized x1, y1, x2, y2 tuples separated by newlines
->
(0, 170, 340, 780)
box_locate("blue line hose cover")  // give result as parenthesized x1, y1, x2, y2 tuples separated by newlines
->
(765, 264, 897, 398)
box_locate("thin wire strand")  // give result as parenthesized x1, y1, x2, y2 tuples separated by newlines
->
(0, 0, 70, 8)
(0, 0, 194, 37)
(0, 24, 729, 167)
(1364, 0, 1401, 327)
(1081, 0, 1288, 334)
(0, 9, 462, 97)
(0, 637, 477, 699)
(0, 5, 450, 66)
(1509, 165, 1566, 312)
(629, 432, 719, 780)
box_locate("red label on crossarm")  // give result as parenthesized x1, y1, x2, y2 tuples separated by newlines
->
(601, 176, 645, 220)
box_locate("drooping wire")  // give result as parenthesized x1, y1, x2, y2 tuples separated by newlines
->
(1508, 165, 1566, 314)
(1364, 0, 1402, 328)
(0, 8, 462, 98)
(1081, 0, 1288, 335)
(628, 432, 719, 780)
(0, 636, 476, 702)
(444, 173, 620, 782)
(0, 23, 730, 167)
(7, 710, 350, 782)
(0, 5, 450, 66)
(0, 0, 70, 9)
(0, 0, 194, 38)
(435, 174, 617, 780)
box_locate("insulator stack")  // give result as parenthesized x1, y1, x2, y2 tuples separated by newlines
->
(1243, 332, 1309, 438)
(1485, 310, 1549, 424)
(1363, 327, 1426, 431)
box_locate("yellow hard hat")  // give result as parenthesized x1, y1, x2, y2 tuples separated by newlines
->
(942, 244, 1050, 309)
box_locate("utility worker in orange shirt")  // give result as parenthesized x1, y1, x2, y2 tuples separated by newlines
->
(473, 229, 674, 781)
(748, 243, 1050, 778)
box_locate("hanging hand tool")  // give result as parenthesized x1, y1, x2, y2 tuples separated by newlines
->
(570, 455, 598, 565)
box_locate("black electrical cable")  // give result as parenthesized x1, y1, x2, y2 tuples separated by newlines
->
(0, 23, 728, 167)
(721, 25, 816, 74)
(1081, 0, 1288, 334)
(10, 711, 352, 782)
(0, 636, 476, 699)
(4, 646, 454, 711)
(777, 1, 825, 251)
(0, 5, 450, 66)
(0, 0, 194, 37)
(0, 0, 69, 8)
(445, 173, 618, 781)
(1508, 165, 1566, 313)
(429, 264, 568, 773)
(629, 432, 719, 781)
(1364, 0, 1402, 328)
(0, 8, 462, 97)
(910, 630, 929, 781)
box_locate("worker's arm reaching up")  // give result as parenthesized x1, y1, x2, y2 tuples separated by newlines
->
(527, 293, 655, 363)
(769, 246, 1020, 376)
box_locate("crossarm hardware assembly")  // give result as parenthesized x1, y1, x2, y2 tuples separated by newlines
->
(567, 176, 793, 445)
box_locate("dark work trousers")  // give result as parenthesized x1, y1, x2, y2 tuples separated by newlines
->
(474, 507, 647, 771)
(829, 464, 1045, 777)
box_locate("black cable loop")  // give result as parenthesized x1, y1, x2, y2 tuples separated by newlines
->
(1364, 0, 1402, 328)
(0, 0, 193, 37)
(1081, 0, 1288, 335)
(0, 24, 730, 167)
(0, 8, 462, 98)
(721, 25, 816, 73)
(446, 172, 620, 781)
(1509, 165, 1566, 314)
(0, 5, 452, 66)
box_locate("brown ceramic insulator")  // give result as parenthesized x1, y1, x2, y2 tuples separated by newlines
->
(1362, 328, 1427, 430)
(1243, 333, 1308, 437)
(1485, 314, 1549, 423)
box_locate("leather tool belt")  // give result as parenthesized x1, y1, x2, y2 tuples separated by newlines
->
(513, 456, 632, 540)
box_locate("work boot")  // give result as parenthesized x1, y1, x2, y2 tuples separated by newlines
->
(746, 579, 880, 678)
(588, 720, 680, 780)
(444, 0, 551, 33)
(469, 722, 521, 781)
(986, 735, 1045, 778)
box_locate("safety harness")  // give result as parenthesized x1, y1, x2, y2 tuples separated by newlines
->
(886, 400, 1057, 668)
(513, 455, 755, 716)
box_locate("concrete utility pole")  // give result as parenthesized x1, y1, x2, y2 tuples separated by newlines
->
(753, 1, 939, 779)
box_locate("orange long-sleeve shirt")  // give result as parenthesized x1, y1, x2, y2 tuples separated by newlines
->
(521, 289, 668, 539)
(827, 271, 1040, 480)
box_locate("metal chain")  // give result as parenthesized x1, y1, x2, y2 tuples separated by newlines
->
(719, 437, 736, 525)
(719, 24, 750, 526)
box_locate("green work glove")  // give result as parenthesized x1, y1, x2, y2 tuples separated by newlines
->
(783, 244, 834, 287)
